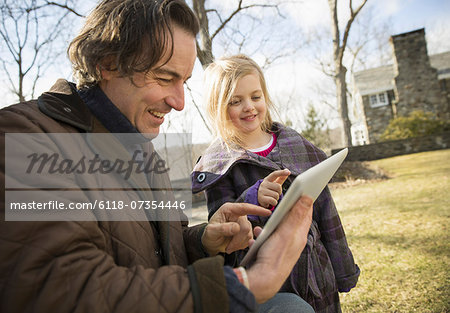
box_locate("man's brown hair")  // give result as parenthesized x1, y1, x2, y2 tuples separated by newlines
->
(68, 0, 199, 88)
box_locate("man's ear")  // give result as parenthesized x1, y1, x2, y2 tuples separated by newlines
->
(98, 56, 116, 81)
(100, 67, 114, 81)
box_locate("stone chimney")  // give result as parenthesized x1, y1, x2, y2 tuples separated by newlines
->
(390, 28, 445, 117)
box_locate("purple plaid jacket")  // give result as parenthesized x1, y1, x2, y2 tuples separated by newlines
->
(192, 123, 360, 313)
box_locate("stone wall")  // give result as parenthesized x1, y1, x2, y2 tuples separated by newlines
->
(362, 90, 396, 143)
(333, 132, 450, 161)
(440, 77, 450, 119)
(391, 29, 446, 117)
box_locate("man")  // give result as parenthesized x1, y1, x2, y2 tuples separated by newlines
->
(0, 0, 314, 312)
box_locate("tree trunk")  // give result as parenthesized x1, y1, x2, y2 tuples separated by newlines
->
(192, 0, 214, 67)
(335, 65, 352, 146)
(328, 0, 368, 147)
(18, 58, 25, 102)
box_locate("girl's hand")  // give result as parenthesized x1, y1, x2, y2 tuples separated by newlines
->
(257, 169, 290, 208)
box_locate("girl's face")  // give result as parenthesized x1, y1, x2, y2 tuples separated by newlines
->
(227, 73, 267, 137)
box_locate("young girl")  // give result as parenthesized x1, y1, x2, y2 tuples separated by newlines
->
(192, 54, 360, 313)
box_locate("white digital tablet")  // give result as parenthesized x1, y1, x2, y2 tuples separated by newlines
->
(240, 148, 348, 267)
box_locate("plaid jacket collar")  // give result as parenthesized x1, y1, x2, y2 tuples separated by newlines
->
(192, 122, 321, 192)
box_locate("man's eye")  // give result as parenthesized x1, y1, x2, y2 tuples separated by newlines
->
(157, 77, 172, 83)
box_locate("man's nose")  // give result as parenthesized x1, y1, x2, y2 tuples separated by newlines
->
(165, 83, 185, 111)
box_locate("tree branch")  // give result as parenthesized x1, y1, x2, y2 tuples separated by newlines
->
(0, 0, 78, 101)
(339, 0, 368, 64)
(211, 2, 282, 41)
(37, 1, 84, 17)
(185, 83, 212, 135)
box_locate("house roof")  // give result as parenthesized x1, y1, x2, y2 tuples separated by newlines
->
(353, 64, 395, 96)
(353, 51, 450, 96)
(430, 51, 450, 77)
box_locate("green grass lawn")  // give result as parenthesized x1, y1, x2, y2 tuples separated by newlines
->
(331, 149, 450, 312)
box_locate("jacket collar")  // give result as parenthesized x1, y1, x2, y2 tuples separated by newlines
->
(193, 123, 284, 172)
(37, 79, 94, 132)
(78, 84, 143, 136)
(38, 79, 150, 148)
(192, 122, 290, 192)
(191, 122, 323, 192)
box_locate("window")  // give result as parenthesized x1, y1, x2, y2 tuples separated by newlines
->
(440, 79, 447, 92)
(369, 91, 389, 107)
(370, 95, 378, 105)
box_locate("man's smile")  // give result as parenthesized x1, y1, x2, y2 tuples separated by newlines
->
(148, 110, 167, 119)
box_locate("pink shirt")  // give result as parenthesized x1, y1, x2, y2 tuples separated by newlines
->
(249, 132, 277, 157)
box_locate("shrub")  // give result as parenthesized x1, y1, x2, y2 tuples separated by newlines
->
(380, 110, 449, 141)
(301, 104, 330, 150)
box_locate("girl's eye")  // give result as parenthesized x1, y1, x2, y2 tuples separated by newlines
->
(229, 99, 240, 106)
(252, 96, 261, 101)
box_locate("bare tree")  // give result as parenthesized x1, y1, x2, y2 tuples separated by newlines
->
(191, 0, 288, 68)
(346, 7, 393, 73)
(0, 0, 80, 102)
(303, 2, 394, 148)
(328, 0, 368, 146)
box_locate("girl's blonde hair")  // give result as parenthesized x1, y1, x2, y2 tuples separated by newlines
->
(203, 54, 274, 148)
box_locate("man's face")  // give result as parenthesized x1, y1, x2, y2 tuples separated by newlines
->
(99, 26, 197, 135)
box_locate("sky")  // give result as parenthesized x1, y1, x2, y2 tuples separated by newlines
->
(1, 0, 449, 144)
(384, 0, 450, 36)
(291, 0, 450, 38)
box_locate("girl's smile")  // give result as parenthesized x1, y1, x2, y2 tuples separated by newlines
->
(242, 114, 257, 121)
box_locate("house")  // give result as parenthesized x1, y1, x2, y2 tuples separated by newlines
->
(351, 28, 450, 145)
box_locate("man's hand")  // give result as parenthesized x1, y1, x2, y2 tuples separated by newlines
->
(246, 195, 313, 303)
(257, 169, 290, 208)
(201, 203, 272, 255)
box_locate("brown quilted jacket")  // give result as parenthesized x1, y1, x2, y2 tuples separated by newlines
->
(0, 80, 229, 313)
